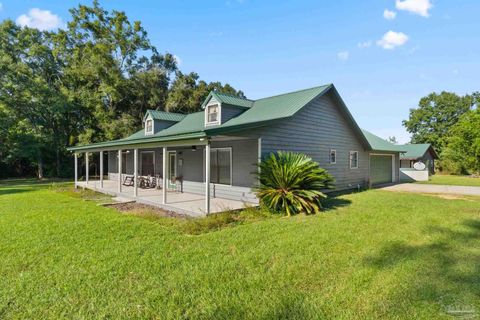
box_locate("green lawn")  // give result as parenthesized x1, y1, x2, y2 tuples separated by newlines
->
(416, 174, 480, 187)
(1, 180, 480, 319)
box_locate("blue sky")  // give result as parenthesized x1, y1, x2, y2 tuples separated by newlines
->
(1, 0, 478, 143)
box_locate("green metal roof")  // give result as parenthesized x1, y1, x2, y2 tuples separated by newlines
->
(68, 84, 383, 152)
(143, 110, 186, 122)
(361, 130, 406, 153)
(200, 91, 254, 109)
(400, 144, 438, 159)
(212, 85, 331, 130)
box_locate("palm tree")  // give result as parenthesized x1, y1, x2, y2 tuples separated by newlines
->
(255, 151, 334, 216)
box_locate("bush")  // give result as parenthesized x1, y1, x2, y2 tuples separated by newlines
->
(255, 151, 334, 216)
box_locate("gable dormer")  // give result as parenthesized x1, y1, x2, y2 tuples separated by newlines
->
(143, 110, 186, 136)
(202, 91, 253, 127)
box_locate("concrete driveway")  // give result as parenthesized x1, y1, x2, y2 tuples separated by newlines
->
(380, 183, 480, 197)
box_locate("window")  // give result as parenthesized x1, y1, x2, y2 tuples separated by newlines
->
(329, 149, 336, 164)
(210, 148, 232, 185)
(350, 151, 358, 169)
(145, 119, 153, 134)
(207, 104, 219, 124)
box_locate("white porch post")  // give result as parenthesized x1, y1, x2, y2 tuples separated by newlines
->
(118, 149, 122, 193)
(100, 150, 104, 189)
(205, 142, 211, 214)
(162, 147, 167, 204)
(134, 148, 138, 197)
(74, 153, 78, 188)
(257, 138, 262, 186)
(85, 152, 89, 184)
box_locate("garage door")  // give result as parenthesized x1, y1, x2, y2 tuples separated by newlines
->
(370, 155, 392, 185)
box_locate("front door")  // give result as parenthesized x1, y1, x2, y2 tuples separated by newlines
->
(167, 151, 177, 189)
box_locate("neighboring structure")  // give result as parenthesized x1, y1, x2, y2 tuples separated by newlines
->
(399, 144, 438, 174)
(68, 84, 403, 216)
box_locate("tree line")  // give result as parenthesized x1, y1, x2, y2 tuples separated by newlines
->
(0, 1, 244, 179)
(403, 91, 480, 174)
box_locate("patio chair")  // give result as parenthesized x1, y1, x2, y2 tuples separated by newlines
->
(150, 176, 157, 189)
(138, 176, 148, 189)
(123, 175, 134, 186)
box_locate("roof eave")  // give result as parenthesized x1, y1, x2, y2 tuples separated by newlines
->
(67, 132, 207, 152)
(329, 85, 373, 150)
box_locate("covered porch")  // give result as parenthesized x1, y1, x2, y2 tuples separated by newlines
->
(77, 180, 256, 217)
(73, 136, 260, 216)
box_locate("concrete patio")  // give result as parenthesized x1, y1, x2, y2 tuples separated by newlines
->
(77, 180, 257, 217)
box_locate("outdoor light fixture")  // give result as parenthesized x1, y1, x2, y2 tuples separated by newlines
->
(191, 146, 197, 152)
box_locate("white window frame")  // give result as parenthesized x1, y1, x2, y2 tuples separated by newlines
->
(205, 99, 221, 126)
(329, 149, 337, 164)
(208, 147, 232, 186)
(350, 151, 359, 169)
(145, 117, 154, 135)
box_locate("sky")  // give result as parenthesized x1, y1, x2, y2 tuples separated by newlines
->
(1, 0, 479, 143)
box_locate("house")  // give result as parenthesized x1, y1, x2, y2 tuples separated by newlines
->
(68, 84, 402, 216)
(399, 144, 438, 173)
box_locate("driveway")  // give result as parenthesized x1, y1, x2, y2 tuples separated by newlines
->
(380, 183, 480, 197)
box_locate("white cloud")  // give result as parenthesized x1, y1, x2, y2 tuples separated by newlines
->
(16, 8, 63, 31)
(358, 41, 372, 49)
(377, 31, 409, 50)
(337, 51, 349, 61)
(383, 9, 397, 20)
(173, 55, 182, 66)
(396, 0, 433, 17)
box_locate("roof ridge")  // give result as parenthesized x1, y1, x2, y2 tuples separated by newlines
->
(255, 83, 332, 101)
(148, 109, 186, 115)
(213, 91, 254, 101)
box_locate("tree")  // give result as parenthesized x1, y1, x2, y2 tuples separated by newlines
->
(0, 20, 83, 177)
(166, 72, 245, 113)
(402, 92, 475, 155)
(387, 136, 398, 144)
(442, 107, 480, 174)
(0, 1, 245, 178)
(255, 152, 334, 216)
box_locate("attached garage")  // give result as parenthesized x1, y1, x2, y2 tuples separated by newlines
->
(370, 154, 393, 185)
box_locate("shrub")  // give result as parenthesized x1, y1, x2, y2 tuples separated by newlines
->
(255, 151, 334, 216)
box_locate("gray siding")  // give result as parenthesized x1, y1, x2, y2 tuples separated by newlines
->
(153, 120, 176, 134)
(221, 104, 246, 123)
(421, 151, 435, 174)
(108, 151, 135, 174)
(230, 92, 371, 190)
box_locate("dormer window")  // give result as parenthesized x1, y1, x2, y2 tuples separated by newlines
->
(208, 104, 219, 123)
(145, 119, 153, 135)
(206, 104, 220, 125)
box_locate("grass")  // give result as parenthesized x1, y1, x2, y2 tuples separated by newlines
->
(416, 174, 480, 187)
(1, 179, 480, 319)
